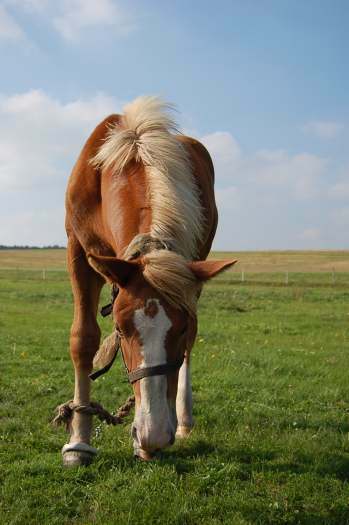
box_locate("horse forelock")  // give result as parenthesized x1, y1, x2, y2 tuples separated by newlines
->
(141, 249, 199, 316)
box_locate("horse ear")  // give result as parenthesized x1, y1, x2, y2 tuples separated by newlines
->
(87, 254, 139, 286)
(188, 259, 237, 282)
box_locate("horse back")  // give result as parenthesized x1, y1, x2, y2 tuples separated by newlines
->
(65, 116, 217, 260)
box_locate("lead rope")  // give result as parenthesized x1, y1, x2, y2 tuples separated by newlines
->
(52, 395, 135, 431)
(52, 287, 135, 433)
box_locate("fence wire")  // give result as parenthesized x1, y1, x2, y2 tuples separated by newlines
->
(1, 267, 348, 288)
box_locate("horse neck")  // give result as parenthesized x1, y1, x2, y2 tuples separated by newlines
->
(102, 162, 153, 257)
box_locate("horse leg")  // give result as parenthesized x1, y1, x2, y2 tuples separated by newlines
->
(62, 237, 104, 466)
(176, 353, 194, 438)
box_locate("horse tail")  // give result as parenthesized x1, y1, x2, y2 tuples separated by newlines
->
(91, 96, 182, 174)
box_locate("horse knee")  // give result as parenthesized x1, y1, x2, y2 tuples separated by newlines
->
(70, 323, 101, 369)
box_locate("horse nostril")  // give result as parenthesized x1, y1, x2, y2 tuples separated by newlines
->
(169, 434, 175, 446)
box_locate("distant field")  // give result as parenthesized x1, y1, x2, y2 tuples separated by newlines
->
(1, 249, 349, 273)
(211, 250, 349, 273)
(0, 249, 67, 269)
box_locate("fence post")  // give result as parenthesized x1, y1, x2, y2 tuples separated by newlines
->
(332, 269, 335, 285)
(241, 270, 245, 282)
(42, 268, 46, 280)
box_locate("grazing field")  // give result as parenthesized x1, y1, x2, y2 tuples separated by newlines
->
(1, 250, 349, 524)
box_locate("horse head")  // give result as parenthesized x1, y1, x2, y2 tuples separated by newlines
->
(89, 251, 236, 459)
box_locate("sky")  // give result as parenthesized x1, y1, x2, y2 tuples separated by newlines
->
(0, 0, 348, 251)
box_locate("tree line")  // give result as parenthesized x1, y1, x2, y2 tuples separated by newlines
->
(0, 245, 66, 250)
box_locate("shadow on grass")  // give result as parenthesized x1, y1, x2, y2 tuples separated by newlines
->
(217, 443, 349, 482)
(85, 439, 219, 475)
(159, 439, 217, 473)
(94, 430, 349, 480)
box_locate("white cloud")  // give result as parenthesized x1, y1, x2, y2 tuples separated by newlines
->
(0, 89, 122, 245)
(0, 89, 119, 191)
(329, 179, 349, 199)
(201, 132, 240, 178)
(215, 185, 240, 211)
(250, 150, 328, 199)
(200, 131, 343, 249)
(202, 131, 327, 200)
(5, 0, 48, 11)
(0, 5, 23, 40)
(0, 91, 347, 249)
(53, 0, 133, 41)
(2, 0, 134, 45)
(302, 120, 343, 139)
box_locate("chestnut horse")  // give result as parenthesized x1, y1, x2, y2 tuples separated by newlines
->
(62, 96, 236, 465)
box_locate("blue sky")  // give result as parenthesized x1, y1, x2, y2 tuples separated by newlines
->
(0, 0, 348, 250)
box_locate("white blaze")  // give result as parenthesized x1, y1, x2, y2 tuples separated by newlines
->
(133, 299, 174, 437)
(134, 299, 172, 369)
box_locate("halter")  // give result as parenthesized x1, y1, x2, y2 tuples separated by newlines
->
(114, 323, 184, 384)
(89, 234, 185, 384)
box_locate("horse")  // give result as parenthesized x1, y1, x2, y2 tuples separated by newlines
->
(60, 96, 236, 466)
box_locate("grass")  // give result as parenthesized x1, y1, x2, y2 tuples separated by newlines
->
(1, 251, 349, 524)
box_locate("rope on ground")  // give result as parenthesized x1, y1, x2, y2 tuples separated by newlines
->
(52, 395, 135, 431)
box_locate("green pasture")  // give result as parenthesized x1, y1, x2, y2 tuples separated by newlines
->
(1, 253, 349, 524)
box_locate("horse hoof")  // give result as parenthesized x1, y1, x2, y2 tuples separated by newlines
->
(62, 442, 97, 467)
(176, 425, 193, 438)
(62, 450, 94, 467)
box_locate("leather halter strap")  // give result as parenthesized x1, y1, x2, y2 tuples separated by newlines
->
(91, 291, 184, 384)
(90, 234, 184, 383)
(116, 326, 184, 384)
(127, 357, 184, 384)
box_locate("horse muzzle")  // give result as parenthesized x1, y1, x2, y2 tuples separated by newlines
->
(131, 421, 175, 460)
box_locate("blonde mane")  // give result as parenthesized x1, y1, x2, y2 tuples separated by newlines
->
(142, 250, 199, 315)
(92, 96, 204, 259)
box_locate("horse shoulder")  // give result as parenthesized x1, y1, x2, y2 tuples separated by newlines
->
(177, 135, 218, 259)
(65, 114, 121, 252)
(66, 114, 121, 203)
